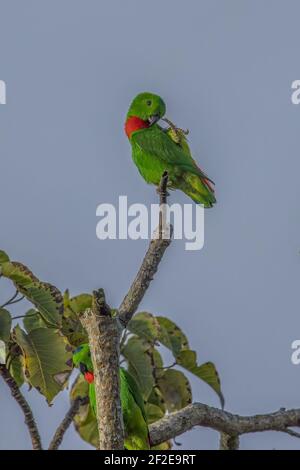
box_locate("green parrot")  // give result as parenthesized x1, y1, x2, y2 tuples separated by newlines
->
(72, 343, 150, 450)
(125, 92, 216, 207)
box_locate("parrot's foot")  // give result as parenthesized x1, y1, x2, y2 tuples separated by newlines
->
(156, 186, 170, 197)
(162, 117, 189, 142)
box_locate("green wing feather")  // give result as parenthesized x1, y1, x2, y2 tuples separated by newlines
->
(120, 367, 147, 424)
(132, 125, 214, 183)
(89, 381, 96, 415)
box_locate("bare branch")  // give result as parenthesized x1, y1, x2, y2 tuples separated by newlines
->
(118, 172, 172, 327)
(0, 290, 19, 308)
(149, 402, 300, 447)
(12, 312, 38, 320)
(219, 432, 240, 450)
(282, 428, 300, 439)
(158, 170, 169, 205)
(48, 396, 89, 450)
(6, 295, 25, 306)
(0, 365, 42, 450)
(80, 289, 124, 450)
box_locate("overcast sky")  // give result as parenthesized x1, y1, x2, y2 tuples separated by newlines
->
(1, 0, 300, 450)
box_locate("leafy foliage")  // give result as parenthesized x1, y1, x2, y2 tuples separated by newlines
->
(13, 325, 72, 403)
(61, 292, 89, 347)
(0, 261, 63, 327)
(23, 309, 47, 333)
(0, 250, 224, 448)
(157, 369, 192, 412)
(0, 250, 9, 264)
(122, 337, 155, 400)
(177, 351, 224, 407)
(9, 353, 25, 387)
(127, 312, 224, 407)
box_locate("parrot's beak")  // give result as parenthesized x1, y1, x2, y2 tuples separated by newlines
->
(148, 114, 160, 126)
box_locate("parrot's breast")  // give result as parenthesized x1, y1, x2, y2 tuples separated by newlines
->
(125, 116, 149, 138)
(84, 371, 94, 384)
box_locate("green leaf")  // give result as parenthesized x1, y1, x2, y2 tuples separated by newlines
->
(128, 314, 190, 357)
(137, 315, 224, 407)
(22, 284, 63, 327)
(0, 308, 11, 342)
(1, 262, 63, 327)
(61, 315, 88, 348)
(61, 324, 88, 348)
(71, 374, 98, 448)
(23, 309, 47, 333)
(128, 313, 190, 357)
(177, 350, 224, 408)
(74, 406, 98, 448)
(69, 294, 92, 315)
(63, 292, 92, 318)
(0, 250, 9, 265)
(128, 313, 224, 407)
(61, 293, 91, 346)
(146, 386, 166, 415)
(13, 325, 72, 403)
(157, 316, 189, 356)
(157, 369, 192, 412)
(70, 373, 89, 401)
(122, 336, 154, 400)
(150, 345, 164, 370)
(128, 312, 161, 343)
(145, 403, 165, 424)
(9, 354, 25, 387)
(1, 261, 39, 285)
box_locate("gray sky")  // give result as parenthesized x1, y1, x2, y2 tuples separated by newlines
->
(1, 0, 300, 450)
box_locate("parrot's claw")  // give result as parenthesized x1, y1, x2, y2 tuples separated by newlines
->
(162, 117, 189, 138)
(156, 186, 170, 197)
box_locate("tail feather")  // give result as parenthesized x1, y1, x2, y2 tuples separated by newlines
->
(182, 173, 216, 207)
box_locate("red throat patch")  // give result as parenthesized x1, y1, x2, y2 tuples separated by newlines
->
(84, 371, 94, 384)
(125, 116, 149, 138)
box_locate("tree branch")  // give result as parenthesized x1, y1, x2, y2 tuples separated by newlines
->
(282, 428, 300, 439)
(149, 402, 300, 447)
(80, 289, 124, 450)
(118, 172, 172, 327)
(0, 365, 42, 450)
(48, 396, 89, 450)
(0, 289, 21, 308)
(219, 432, 240, 450)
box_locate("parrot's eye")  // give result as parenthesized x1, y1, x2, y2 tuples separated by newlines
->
(146, 100, 152, 106)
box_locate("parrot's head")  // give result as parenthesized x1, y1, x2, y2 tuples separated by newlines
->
(126, 92, 166, 126)
(72, 343, 92, 377)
